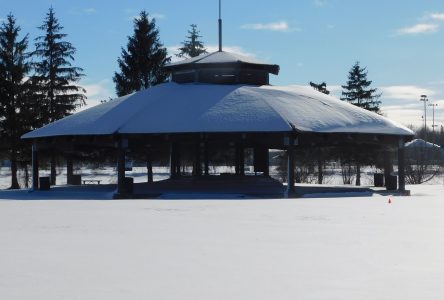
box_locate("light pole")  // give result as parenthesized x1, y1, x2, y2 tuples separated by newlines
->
(428, 103, 438, 133)
(420, 95, 428, 140)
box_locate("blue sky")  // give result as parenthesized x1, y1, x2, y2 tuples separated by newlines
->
(2, 0, 444, 128)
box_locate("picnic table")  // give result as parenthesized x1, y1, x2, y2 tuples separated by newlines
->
(82, 179, 101, 185)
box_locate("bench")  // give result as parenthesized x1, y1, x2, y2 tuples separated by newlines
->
(82, 179, 101, 185)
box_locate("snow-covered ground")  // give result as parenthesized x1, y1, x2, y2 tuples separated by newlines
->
(1, 184, 444, 299)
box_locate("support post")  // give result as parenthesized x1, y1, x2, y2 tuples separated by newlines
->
(147, 150, 153, 183)
(175, 144, 181, 176)
(169, 142, 175, 177)
(383, 149, 393, 189)
(286, 137, 295, 197)
(264, 148, 269, 177)
(239, 144, 245, 176)
(317, 148, 323, 184)
(116, 139, 126, 195)
(193, 142, 202, 177)
(31, 143, 39, 191)
(204, 141, 209, 176)
(254, 147, 269, 176)
(66, 156, 73, 185)
(234, 144, 240, 175)
(50, 154, 56, 186)
(170, 142, 180, 178)
(398, 138, 406, 192)
(235, 143, 245, 176)
(356, 163, 361, 186)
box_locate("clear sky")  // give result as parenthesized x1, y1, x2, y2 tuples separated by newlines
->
(2, 0, 444, 128)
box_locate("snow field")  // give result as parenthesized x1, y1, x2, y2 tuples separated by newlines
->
(1, 184, 444, 299)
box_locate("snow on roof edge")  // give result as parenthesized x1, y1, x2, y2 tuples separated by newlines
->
(21, 83, 415, 140)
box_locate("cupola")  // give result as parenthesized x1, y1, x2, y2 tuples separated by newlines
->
(164, 51, 280, 85)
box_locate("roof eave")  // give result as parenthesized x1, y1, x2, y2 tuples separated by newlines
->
(163, 62, 280, 75)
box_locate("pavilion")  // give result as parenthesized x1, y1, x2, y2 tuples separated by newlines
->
(22, 49, 414, 198)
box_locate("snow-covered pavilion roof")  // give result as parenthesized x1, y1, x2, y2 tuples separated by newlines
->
(164, 51, 280, 75)
(405, 139, 441, 149)
(22, 83, 414, 139)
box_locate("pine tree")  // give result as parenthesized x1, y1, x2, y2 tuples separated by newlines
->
(0, 14, 33, 189)
(33, 7, 86, 185)
(34, 7, 86, 123)
(341, 62, 381, 113)
(113, 11, 170, 97)
(177, 24, 207, 58)
(309, 81, 330, 95)
(341, 62, 382, 186)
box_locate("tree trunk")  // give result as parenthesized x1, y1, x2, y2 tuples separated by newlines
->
(24, 164, 30, 188)
(9, 152, 20, 189)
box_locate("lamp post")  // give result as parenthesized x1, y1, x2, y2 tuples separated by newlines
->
(428, 103, 438, 133)
(420, 95, 428, 140)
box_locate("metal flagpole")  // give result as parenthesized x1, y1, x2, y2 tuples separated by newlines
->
(218, 0, 222, 51)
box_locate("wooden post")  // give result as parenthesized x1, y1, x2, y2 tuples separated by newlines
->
(398, 138, 406, 192)
(31, 143, 39, 191)
(147, 150, 153, 183)
(170, 142, 181, 178)
(254, 147, 269, 176)
(50, 154, 56, 186)
(286, 137, 295, 197)
(263, 148, 269, 177)
(116, 139, 126, 195)
(175, 144, 181, 176)
(169, 142, 175, 178)
(317, 148, 323, 184)
(204, 141, 209, 176)
(356, 163, 361, 186)
(383, 149, 393, 188)
(239, 144, 245, 176)
(287, 148, 295, 195)
(193, 142, 202, 176)
(66, 156, 73, 185)
(235, 143, 245, 176)
(234, 143, 240, 175)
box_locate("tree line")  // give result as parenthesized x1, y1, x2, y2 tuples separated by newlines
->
(0, 8, 85, 189)
(0, 9, 209, 189)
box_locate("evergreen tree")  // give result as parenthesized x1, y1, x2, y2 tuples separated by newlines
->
(341, 62, 381, 113)
(341, 62, 382, 186)
(309, 81, 330, 95)
(33, 7, 86, 185)
(177, 24, 207, 58)
(34, 7, 86, 123)
(113, 11, 170, 97)
(0, 14, 33, 189)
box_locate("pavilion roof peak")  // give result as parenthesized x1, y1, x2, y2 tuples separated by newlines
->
(164, 50, 280, 75)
